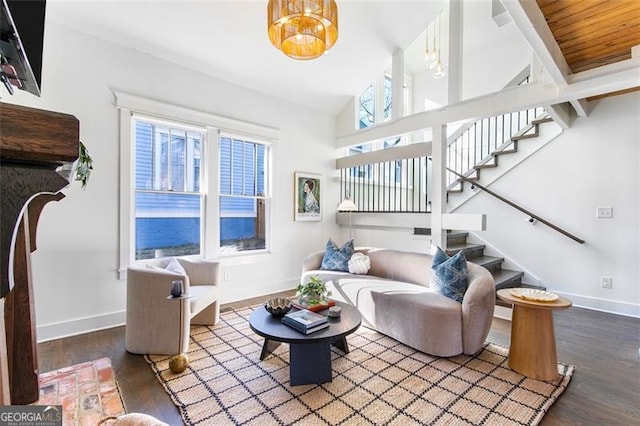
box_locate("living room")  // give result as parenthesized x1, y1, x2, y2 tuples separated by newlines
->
(0, 0, 638, 425)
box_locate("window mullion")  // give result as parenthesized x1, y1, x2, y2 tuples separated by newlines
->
(165, 129, 170, 190)
(254, 144, 258, 196)
(184, 135, 189, 192)
(229, 140, 233, 196)
(243, 141, 248, 196)
(152, 124, 159, 190)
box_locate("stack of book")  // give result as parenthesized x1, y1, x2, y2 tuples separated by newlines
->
(281, 309, 329, 334)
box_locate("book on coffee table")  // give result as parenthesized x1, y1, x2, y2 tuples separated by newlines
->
(281, 317, 330, 334)
(291, 299, 336, 313)
(282, 309, 328, 333)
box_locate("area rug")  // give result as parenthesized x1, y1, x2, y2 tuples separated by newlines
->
(33, 357, 126, 425)
(146, 307, 573, 425)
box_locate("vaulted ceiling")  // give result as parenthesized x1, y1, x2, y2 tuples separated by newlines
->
(45, 0, 444, 115)
(45, 1, 639, 114)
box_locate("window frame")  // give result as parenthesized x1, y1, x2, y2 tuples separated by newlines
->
(115, 92, 278, 279)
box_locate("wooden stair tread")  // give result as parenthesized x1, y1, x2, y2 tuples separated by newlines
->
(492, 147, 517, 156)
(532, 115, 553, 124)
(447, 230, 469, 237)
(493, 269, 525, 289)
(510, 123, 538, 141)
(511, 131, 539, 141)
(446, 231, 470, 246)
(445, 243, 485, 259)
(445, 230, 547, 307)
(518, 282, 547, 291)
(474, 163, 497, 170)
(468, 255, 504, 270)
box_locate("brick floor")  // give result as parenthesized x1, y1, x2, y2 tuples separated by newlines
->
(33, 357, 126, 426)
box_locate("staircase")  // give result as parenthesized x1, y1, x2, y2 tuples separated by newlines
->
(444, 231, 545, 307)
(447, 113, 555, 196)
(440, 104, 563, 307)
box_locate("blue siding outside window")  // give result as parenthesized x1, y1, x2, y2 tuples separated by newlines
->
(219, 136, 268, 252)
(134, 120, 203, 259)
(133, 120, 269, 258)
(135, 122, 153, 189)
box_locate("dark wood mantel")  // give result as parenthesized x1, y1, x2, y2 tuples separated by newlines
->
(0, 101, 79, 404)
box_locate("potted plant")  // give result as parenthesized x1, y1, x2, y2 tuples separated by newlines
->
(75, 141, 93, 189)
(296, 276, 331, 306)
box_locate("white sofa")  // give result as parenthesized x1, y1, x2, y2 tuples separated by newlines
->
(301, 248, 495, 357)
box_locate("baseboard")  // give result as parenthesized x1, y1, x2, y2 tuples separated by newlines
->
(36, 279, 299, 342)
(492, 293, 639, 321)
(220, 278, 299, 306)
(553, 291, 640, 318)
(37, 311, 125, 343)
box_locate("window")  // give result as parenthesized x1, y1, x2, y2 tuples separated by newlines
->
(357, 73, 403, 130)
(351, 73, 411, 184)
(383, 74, 392, 122)
(219, 135, 270, 253)
(133, 119, 204, 260)
(116, 92, 277, 275)
(358, 82, 375, 129)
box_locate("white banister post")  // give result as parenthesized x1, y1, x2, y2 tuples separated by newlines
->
(431, 123, 447, 250)
(392, 49, 405, 121)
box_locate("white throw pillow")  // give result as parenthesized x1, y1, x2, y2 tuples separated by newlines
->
(165, 257, 187, 275)
(348, 252, 370, 275)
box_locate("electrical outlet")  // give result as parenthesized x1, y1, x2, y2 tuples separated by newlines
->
(224, 271, 231, 281)
(601, 276, 612, 289)
(596, 206, 613, 218)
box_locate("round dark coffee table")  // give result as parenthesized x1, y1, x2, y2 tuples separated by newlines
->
(249, 301, 361, 386)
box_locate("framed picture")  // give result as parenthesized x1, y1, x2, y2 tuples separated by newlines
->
(294, 172, 322, 221)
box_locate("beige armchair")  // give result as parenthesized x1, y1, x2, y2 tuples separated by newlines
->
(125, 257, 220, 355)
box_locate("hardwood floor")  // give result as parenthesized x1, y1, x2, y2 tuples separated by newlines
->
(37, 296, 639, 425)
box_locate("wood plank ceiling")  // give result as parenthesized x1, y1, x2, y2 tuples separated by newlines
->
(536, 0, 640, 99)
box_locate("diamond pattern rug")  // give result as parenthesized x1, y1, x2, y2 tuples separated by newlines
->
(146, 307, 573, 425)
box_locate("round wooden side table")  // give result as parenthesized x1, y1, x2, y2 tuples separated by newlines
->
(497, 289, 572, 381)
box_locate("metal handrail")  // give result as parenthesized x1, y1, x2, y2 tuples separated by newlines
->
(448, 168, 585, 244)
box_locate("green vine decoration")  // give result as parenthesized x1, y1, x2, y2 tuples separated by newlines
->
(75, 141, 93, 190)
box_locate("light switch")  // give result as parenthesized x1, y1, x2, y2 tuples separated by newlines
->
(596, 206, 613, 218)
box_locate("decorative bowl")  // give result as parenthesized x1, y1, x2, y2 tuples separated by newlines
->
(264, 297, 293, 317)
(509, 288, 559, 302)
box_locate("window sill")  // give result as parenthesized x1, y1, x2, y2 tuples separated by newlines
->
(213, 250, 273, 265)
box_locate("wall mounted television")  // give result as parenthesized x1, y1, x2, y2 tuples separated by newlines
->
(0, 0, 46, 96)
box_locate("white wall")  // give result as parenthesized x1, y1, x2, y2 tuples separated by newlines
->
(460, 1, 531, 100)
(456, 92, 640, 316)
(3, 23, 342, 341)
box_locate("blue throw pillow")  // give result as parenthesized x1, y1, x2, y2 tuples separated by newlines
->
(320, 239, 354, 272)
(430, 247, 468, 303)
